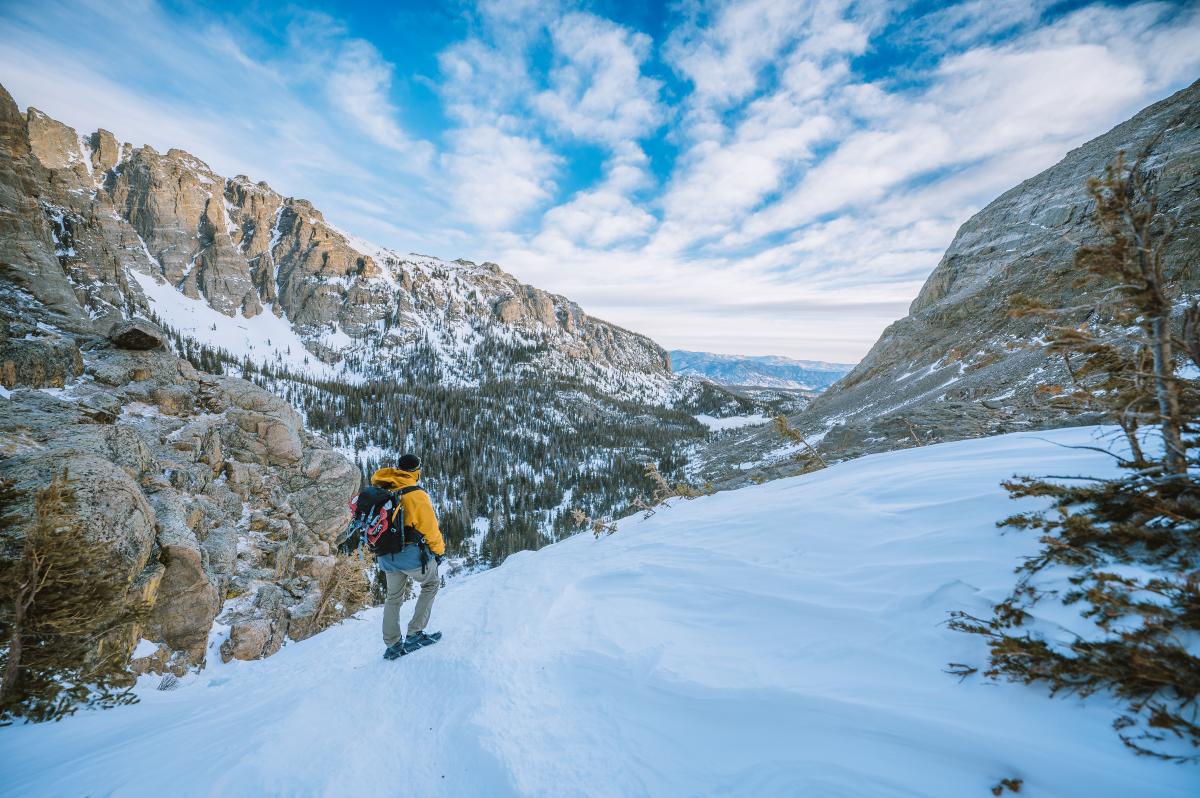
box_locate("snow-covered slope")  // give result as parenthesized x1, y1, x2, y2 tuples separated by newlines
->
(1, 427, 1191, 797)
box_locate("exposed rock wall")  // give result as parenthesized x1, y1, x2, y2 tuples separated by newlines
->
(0, 94, 92, 333)
(805, 80, 1200, 457)
(0, 322, 359, 672)
(11, 89, 670, 381)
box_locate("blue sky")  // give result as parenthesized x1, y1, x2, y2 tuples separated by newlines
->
(1, 0, 1197, 360)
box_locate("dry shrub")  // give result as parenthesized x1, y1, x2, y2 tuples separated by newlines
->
(773, 415, 827, 471)
(0, 471, 146, 723)
(299, 550, 373, 637)
(570, 508, 617, 538)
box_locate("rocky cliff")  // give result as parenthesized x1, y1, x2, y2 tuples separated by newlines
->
(16, 99, 673, 398)
(2, 86, 361, 676)
(689, 79, 1200, 485)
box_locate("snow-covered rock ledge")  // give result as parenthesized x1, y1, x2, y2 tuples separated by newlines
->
(1, 427, 1192, 797)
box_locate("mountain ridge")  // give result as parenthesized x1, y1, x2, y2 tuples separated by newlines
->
(670, 349, 853, 391)
(20, 99, 679, 402)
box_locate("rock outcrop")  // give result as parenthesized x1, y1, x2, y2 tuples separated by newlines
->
(108, 318, 165, 350)
(0, 326, 83, 389)
(0, 84, 361, 675)
(0, 335, 360, 670)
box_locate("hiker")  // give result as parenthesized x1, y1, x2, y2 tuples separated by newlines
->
(342, 452, 446, 660)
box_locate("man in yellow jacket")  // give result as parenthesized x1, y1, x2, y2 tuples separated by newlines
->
(370, 453, 446, 660)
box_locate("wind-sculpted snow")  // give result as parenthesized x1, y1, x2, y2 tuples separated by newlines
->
(1, 427, 1191, 797)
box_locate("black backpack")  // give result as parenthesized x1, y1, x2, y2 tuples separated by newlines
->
(343, 485, 423, 556)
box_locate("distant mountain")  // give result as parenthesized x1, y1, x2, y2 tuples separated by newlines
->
(670, 350, 853, 392)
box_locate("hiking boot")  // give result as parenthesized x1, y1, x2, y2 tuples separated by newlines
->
(405, 631, 437, 647)
(383, 641, 406, 660)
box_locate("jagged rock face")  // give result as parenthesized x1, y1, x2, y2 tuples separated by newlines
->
(26, 108, 88, 172)
(108, 146, 256, 316)
(794, 79, 1200, 460)
(89, 129, 120, 173)
(9, 92, 671, 385)
(0, 94, 91, 334)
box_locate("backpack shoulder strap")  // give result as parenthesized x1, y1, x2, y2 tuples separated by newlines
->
(389, 485, 423, 523)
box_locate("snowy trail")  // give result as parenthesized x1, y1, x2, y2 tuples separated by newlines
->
(2, 427, 1196, 797)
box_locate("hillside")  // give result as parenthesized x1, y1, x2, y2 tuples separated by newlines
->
(0, 427, 1191, 797)
(669, 350, 852, 392)
(688, 79, 1200, 487)
(802, 78, 1200, 457)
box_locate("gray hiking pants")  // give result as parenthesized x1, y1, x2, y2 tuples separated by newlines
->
(382, 561, 439, 646)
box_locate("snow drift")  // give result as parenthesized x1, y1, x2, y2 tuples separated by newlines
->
(0, 427, 1193, 797)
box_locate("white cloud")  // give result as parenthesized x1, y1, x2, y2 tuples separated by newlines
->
(734, 1, 1200, 247)
(2, 0, 1198, 360)
(437, 37, 533, 126)
(661, 108, 838, 240)
(533, 13, 663, 145)
(666, 0, 814, 108)
(655, 1, 873, 251)
(537, 145, 657, 248)
(903, 0, 1051, 50)
(442, 126, 561, 229)
(475, 0, 562, 34)
(325, 39, 434, 167)
(538, 189, 657, 249)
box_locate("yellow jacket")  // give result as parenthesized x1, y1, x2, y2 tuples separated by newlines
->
(370, 467, 446, 556)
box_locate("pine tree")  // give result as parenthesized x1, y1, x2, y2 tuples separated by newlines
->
(950, 146, 1200, 761)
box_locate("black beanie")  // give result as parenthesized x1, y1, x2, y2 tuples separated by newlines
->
(397, 453, 421, 471)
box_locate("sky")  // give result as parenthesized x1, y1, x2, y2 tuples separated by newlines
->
(0, 1, 1197, 361)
